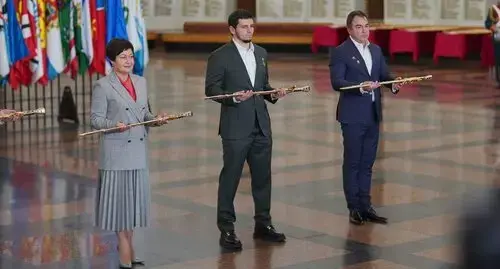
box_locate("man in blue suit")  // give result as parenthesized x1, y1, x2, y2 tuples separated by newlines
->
(329, 10, 403, 225)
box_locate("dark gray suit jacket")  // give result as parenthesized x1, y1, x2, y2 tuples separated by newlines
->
(205, 41, 277, 140)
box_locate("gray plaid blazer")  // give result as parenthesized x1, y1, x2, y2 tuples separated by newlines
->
(90, 71, 156, 170)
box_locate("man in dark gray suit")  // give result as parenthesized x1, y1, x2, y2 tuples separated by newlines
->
(205, 9, 287, 251)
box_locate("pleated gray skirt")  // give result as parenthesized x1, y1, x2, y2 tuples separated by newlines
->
(94, 169, 151, 232)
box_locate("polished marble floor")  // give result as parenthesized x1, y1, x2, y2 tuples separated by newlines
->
(0, 50, 498, 268)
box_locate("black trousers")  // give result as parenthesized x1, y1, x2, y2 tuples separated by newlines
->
(493, 40, 500, 84)
(217, 117, 273, 232)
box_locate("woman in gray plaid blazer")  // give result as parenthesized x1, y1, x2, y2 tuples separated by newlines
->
(90, 38, 168, 269)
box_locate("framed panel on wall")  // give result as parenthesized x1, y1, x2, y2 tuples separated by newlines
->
(256, 0, 308, 22)
(144, 0, 236, 31)
(256, 0, 365, 23)
(144, 0, 182, 31)
(308, 0, 366, 24)
(437, 0, 488, 26)
(383, 0, 490, 26)
(464, 0, 488, 22)
(384, 0, 437, 25)
(181, 0, 236, 22)
(438, 0, 465, 24)
(332, 0, 366, 21)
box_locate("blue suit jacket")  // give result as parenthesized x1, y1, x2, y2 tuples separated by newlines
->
(329, 38, 397, 124)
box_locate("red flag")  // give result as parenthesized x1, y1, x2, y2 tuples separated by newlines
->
(90, 0, 106, 75)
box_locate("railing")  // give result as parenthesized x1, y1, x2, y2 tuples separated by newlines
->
(1, 74, 101, 128)
(0, 74, 101, 171)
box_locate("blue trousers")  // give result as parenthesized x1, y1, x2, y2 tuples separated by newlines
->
(340, 118, 380, 211)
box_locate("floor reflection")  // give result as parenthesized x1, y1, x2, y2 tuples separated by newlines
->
(0, 51, 497, 268)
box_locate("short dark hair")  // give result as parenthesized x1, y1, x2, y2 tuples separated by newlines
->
(106, 38, 134, 62)
(346, 10, 368, 28)
(227, 9, 254, 28)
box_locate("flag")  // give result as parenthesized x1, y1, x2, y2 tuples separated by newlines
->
(137, 4, 149, 71)
(123, 0, 139, 72)
(60, 0, 77, 78)
(105, 0, 128, 74)
(0, 0, 9, 85)
(90, 0, 105, 75)
(5, 0, 30, 88)
(123, 0, 149, 76)
(10, 0, 36, 88)
(34, 0, 48, 85)
(76, 0, 93, 74)
(133, 16, 149, 77)
(46, 0, 65, 80)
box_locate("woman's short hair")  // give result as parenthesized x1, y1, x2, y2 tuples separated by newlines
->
(106, 38, 134, 62)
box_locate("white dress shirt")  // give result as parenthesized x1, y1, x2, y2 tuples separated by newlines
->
(350, 36, 398, 99)
(350, 36, 375, 102)
(232, 39, 256, 103)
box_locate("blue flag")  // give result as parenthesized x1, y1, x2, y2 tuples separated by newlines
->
(105, 0, 128, 73)
(5, 0, 29, 75)
(106, 0, 128, 54)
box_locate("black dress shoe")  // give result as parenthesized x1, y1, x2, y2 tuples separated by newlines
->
(253, 225, 286, 243)
(349, 210, 365, 225)
(363, 207, 388, 224)
(219, 231, 242, 250)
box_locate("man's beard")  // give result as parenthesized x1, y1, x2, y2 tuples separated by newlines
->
(237, 34, 252, 43)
